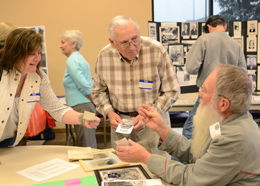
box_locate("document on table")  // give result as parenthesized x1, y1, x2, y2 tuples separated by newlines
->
(17, 158, 79, 182)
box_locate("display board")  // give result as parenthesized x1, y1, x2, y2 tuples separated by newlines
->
(149, 20, 260, 94)
(148, 21, 206, 93)
(228, 20, 259, 93)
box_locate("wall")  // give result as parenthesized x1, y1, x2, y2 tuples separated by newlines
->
(0, 0, 152, 130)
(0, 0, 152, 96)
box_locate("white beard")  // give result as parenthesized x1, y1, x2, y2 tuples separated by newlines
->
(191, 98, 224, 159)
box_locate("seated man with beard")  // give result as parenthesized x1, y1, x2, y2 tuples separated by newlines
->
(116, 64, 260, 185)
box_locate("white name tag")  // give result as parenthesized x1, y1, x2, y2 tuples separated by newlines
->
(209, 122, 221, 139)
(139, 80, 153, 90)
(27, 93, 40, 103)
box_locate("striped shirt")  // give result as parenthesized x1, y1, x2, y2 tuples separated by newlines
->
(92, 36, 180, 117)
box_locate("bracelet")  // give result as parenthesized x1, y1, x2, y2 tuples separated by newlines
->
(79, 114, 85, 126)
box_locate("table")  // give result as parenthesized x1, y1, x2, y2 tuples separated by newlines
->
(0, 146, 172, 186)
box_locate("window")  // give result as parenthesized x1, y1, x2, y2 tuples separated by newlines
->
(153, 0, 260, 22)
(153, 0, 210, 22)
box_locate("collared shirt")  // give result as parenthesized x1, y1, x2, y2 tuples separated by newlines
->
(92, 36, 180, 117)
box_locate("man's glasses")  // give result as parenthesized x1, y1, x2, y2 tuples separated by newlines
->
(199, 85, 230, 102)
(115, 37, 140, 49)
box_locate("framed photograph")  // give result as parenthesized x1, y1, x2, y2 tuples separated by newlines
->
(159, 26, 179, 44)
(248, 72, 256, 92)
(233, 36, 244, 52)
(247, 55, 257, 70)
(257, 65, 260, 91)
(148, 22, 157, 40)
(247, 20, 258, 35)
(201, 22, 206, 35)
(168, 44, 184, 65)
(233, 21, 242, 38)
(181, 22, 190, 38)
(94, 165, 151, 186)
(247, 36, 257, 52)
(190, 22, 198, 39)
(79, 151, 129, 172)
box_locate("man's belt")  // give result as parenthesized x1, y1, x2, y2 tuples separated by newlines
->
(114, 109, 139, 117)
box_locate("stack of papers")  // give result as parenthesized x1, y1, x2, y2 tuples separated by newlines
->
(68, 147, 93, 162)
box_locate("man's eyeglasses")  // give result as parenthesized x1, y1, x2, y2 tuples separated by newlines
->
(115, 37, 140, 49)
(199, 85, 230, 102)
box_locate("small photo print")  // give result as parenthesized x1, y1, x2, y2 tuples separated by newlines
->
(247, 20, 258, 35)
(95, 165, 151, 186)
(247, 55, 257, 70)
(169, 44, 184, 65)
(247, 37, 257, 52)
(181, 22, 190, 37)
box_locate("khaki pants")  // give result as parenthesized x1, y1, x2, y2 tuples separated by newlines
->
(111, 112, 171, 157)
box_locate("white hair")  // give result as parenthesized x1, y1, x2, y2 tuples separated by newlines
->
(60, 30, 83, 50)
(108, 16, 140, 41)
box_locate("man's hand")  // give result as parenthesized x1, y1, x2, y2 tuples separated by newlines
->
(107, 110, 124, 129)
(131, 115, 145, 132)
(138, 104, 169, 141)
(84, 116, 100, 129)
(116, 139, 151, 164)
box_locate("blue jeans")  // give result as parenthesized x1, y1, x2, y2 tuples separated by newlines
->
(182, 97, 200, 139)
(0, 137, 15, 147)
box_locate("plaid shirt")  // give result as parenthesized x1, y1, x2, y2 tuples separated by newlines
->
(92, 36, 180, 117)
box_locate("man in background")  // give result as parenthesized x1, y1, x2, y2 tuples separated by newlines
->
(183, 15, 246, 139)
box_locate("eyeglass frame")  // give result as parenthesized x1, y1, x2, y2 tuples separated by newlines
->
(114, 36, 141, 49)
(199, 85, 230, 102)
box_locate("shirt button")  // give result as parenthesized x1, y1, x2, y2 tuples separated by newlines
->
(21, 99, 24, 101)
(14, 78, 17, 81)
(31, 86, 33, 88)
(7, 108, 9, 110)
(1, 120, 4, 123)
(20, 122, 22, 124)
(35, 81, 38, 83)
(10, 93, 12, 97)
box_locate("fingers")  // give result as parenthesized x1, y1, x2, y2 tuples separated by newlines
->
(133, 120, 145, 132)
(85, 119, 100, 129)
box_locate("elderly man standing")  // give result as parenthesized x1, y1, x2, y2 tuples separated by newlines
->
(92, 16, 180, 155)
(117, 64, 260, 185)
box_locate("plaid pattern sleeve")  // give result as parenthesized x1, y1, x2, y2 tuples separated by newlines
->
(92, 37, 180, 117)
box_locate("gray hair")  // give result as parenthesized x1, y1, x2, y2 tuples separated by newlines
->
(215, 64, 252, 114)
(60, 30, 83, 50)
(108, 16, 140, 41)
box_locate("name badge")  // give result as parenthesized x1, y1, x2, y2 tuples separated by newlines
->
(209, 122, 221, 139)
(139, 80, 153, 90)
(27, 93, 40, 103)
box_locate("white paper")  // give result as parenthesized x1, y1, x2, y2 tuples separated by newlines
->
(116, 124, 133, 134)
(116, 118, 134, 134)
(16, 158, 79, 182)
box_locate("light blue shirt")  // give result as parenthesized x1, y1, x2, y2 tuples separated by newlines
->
(63, 51, 93, 106)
